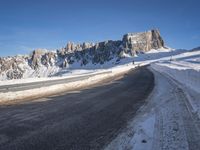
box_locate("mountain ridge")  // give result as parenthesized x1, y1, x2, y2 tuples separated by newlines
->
(0, 29, 165, 80)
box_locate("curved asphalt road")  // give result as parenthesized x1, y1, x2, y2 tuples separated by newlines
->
(0, 66, 154, 150)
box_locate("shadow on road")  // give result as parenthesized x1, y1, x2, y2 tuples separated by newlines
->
(0, 66, 154, 150)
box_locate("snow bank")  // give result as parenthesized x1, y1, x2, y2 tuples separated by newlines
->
(0, 64, 134, 103)
(0, 73, 108, 103)
(105, 66, 198, 150)
(151, 62, 200, 93)
(0, 69, 99, 86)
(151, 61, 200, 119)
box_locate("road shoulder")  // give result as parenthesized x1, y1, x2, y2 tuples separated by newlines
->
(105, 67, 200, 150)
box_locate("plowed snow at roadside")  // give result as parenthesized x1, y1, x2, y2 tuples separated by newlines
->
(105, 68, 200, 150)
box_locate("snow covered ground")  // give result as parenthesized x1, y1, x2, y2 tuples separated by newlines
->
(105, 49, 200, 150)
(151, 60, 200, 93)
(151, 49, 200, 120)
(105, 67, 200, 150)
(0, 69, 104, 86)
(0, 47, 200, 149)
(0, 47, 180, 86)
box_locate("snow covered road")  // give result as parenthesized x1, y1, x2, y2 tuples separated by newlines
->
(105, 67, 200, 150)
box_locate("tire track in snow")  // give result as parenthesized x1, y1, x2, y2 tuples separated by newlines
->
(174, 87, 200, 150)
(105, 67, 200, 150)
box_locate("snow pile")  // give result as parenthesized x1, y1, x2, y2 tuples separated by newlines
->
(105, 66, 200, 150)
(0, 69, 99, 86)
(151, 61, 200, 93)
(151, 49, 200, 119)
(0, 64, 135, 102)
(0, 73, 111, 102)
(148, 49, 200, 93)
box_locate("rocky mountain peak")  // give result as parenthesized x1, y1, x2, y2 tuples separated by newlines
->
(64, 42, 95, 53)
(0, 29, 165, 80)
(122, 29, 164, 53)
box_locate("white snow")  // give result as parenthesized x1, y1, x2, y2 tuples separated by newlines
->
(0, 63, 135, 102)
(105, 48, 200, 150)
(1, 47, 200, 149)
(150, 49, 200, 120)
(105, 66, 200, 150)
(151, 62, 200, 93)
(0, 69, 96, 86)
(128, 114, 155, 150)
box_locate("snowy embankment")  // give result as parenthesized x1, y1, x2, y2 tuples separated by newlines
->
(151, 59, 200, 118)
(151, 61, 200, 93)
(0, 69, 106, 86)
(0, 64, 135, 103)
(105, 66, 200, 150)
(150, 49, 200, 117)
(105, 49, 200, 150)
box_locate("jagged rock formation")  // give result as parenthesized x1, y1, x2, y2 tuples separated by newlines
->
(0, 29, 165, 80)
(0, 56, 29, 80)
(65, 42, 94, 52)
(123, 30, 164, 53)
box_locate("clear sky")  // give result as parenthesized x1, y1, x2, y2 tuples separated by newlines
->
(0, 0, 199, 56)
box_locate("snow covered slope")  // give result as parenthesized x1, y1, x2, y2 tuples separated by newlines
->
(151, 49, 200, 93)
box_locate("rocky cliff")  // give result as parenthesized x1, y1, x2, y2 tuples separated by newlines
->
(0, 29, 165, 80)
(123, 30, 164, 53)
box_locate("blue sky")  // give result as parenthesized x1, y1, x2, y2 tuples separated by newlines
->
(0, 0, 199, 56)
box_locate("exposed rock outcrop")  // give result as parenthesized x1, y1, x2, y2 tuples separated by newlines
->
(0, 56, 29, 80)
(0, 29, 165, 80)
(122, 29, 164, 54)
(65, 42, 94, 53)
(31, 49, 46, 69)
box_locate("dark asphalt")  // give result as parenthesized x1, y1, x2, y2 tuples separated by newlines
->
(0, 67, 154, 150)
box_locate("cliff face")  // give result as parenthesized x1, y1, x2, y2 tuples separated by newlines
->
(0, 56, 26, 80)
(123, 29, 164, 53)
(0, 29, 165, 80)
